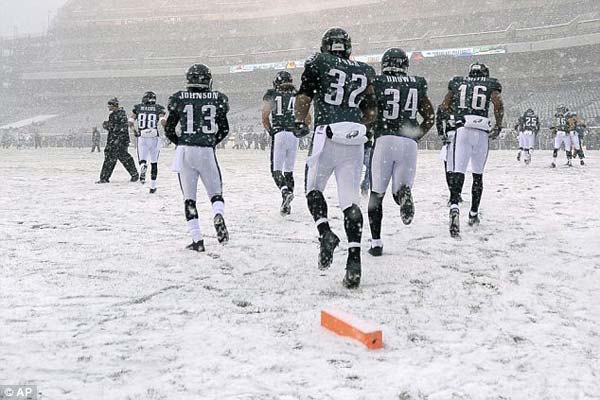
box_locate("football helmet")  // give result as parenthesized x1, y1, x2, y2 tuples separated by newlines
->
(321, 27, 352, 59)
(468, 62, 490, 78)
(107, 97, 119, 107)
(273, 71, 294, 89)
(142, 91, 157, 105)
(186, 64, 212, 90)
(382, 48, 409, 75)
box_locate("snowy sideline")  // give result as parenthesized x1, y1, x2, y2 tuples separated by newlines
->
(1, 148, 599, 400)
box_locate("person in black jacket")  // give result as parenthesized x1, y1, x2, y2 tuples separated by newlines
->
(96, 98, 139, 183)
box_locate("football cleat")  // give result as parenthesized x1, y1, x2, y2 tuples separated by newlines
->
(396, 185, 414, 225)
(342, 258, 362, 289)
(517, 152, 521, 161)
(149, 188, 157, 194)
(449, 208, 460, 238)
(280, 190, 294, 216)
(186, 240, 205, 252)
(95, 179, 109, 184)
(342, 270, 361, 289)
(566, 160, 573, 167)
(580, 159, 585, 166)
(214, 214, 229, 244)
(368, 246, 383, 257)
(318, 230, 340, 270)
(524, 152, 531, 165)
(551, 162, 556, 168)
(130, 175, 140, 182)
(468, 211, 480, 226)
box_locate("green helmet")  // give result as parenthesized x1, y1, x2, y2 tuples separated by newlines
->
(320, 27, 352, 59)
(186, 63, 212, 90)
(381, 48, 409, 75)
(469, 62, 489, 78)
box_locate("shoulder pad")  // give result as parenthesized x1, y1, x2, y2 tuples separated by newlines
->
(305, 53, 320, 66)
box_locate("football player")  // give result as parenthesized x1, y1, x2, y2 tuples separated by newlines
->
(294, 27, 377, 288)
(164, 64, 230, 251)
(130, 91, 166, 193)
(567, 111, 586, 165)
(550, 105, 572, 167)
(515, 108, 540, 165)
(367, 48, 434, 256)
(440, 62, 504, 238)
(262, 71, 310, 215)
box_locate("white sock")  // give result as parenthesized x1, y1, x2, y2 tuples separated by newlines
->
(150, 180, 157, 189)
(371, 239, 383, 248)
(212, 201, 225, 217)
(316, 217, 328, 227)
(187, 219, 202, 243)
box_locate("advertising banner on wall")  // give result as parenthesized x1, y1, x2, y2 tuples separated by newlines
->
(229, 45, 506, 74)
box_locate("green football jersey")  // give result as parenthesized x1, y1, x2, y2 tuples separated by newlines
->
(553, 113, 569, 132)
(373, 74, 428, 139)
(167, 90, 229, 147)
(522, 112, 540, 133)
(263, 88, 296, 132)
(132, 103, 165, 134)
(447, 76, 502, 119)
(298, 52, 376, 126)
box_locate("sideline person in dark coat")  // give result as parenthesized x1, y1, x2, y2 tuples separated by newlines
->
(96, 98, 139, 183)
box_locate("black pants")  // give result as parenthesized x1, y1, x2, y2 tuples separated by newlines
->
(91, 144, 101, 152)
(100, 143, 137, 181)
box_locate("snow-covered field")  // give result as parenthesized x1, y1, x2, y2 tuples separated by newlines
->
(1, 148, 599, 400)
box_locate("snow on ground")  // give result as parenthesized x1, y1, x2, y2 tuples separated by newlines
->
(1, 147, 599, 400)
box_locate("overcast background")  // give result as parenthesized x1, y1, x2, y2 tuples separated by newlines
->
(0, 0, 68, 37)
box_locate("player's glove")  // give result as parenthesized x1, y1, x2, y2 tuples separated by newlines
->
(165, 131, 179, 145)
(439, 133, 450, 145)
(293, 122, 310, 138)
(489, 125, 502, 140)
(325, 125, 334, 139)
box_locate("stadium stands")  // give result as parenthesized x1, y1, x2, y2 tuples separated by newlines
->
(0, 0, 599, 139)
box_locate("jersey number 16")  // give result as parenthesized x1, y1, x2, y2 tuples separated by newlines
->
(458, 84, 487, 111)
